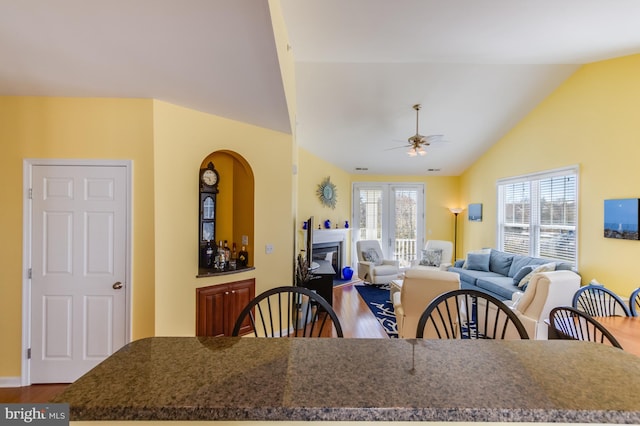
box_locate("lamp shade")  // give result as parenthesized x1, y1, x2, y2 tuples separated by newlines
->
(449, 207, 464, 214)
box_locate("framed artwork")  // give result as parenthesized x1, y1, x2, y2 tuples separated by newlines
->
(604, 198, 640, 240)
(468, 203, 483, 222)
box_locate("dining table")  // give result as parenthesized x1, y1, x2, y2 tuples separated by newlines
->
(51, 336, 640, 424)
(593, 315, 640, 357)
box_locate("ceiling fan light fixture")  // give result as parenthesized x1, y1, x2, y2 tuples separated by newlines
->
(407, 148, 418, 157)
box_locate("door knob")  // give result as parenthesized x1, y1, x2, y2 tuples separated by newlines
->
(112, 281, 123, 290)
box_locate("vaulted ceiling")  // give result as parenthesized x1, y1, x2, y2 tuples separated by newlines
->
(2, 1, 640, 175)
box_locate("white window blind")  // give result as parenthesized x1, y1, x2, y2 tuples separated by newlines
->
(498, 166, 578, 265)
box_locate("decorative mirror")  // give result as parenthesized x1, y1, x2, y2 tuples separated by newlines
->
(317, 176, 337, 209)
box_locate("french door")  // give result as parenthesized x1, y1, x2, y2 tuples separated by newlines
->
(352, 183, 424, 268)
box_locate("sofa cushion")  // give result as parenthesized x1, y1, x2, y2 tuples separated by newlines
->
(466, 253, 491, 271)
(489, 250, 514, 276)
(512, 265, 534, 286)
(419, 248, 442, 267)
(462, 248, 491, 268)
(449, 267, 503, 286)
(517, 262, 557, 289)
(507, 255, 546, 277)
(475, 276, 519, 301)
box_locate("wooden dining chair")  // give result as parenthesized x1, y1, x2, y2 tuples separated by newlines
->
(416, 289, 529, 339)
(549, 306, 623, 349)
(572, 285, 631, 317)
(630, 287, 640, 317)
(231, 286, 344, 337)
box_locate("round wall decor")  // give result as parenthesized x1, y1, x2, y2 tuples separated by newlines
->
(317, 176, 337, 209)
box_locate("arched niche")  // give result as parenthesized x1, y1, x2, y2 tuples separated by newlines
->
(198, 150, 255, 276)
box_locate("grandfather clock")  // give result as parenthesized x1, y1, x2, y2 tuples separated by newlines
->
(199, 162, 219, 269)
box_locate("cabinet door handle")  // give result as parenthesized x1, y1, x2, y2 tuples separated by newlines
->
(225, 291, 230, 295)
(231, 290, 236, 294)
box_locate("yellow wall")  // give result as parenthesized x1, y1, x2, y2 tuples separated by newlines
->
(0, 97, 156, 378)
(459, 54, 640, 296)
(152, 101, 294, 336)
(297, 148, 353, 263)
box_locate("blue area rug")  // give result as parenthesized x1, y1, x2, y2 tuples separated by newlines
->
(354, 284, 398, 338)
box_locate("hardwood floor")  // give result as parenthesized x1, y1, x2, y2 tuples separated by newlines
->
(0, 383, 68, 403)
(332, 282, 389, 338)
(0, 282, 387, 402)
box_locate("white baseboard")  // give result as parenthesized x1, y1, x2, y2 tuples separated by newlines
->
(0, 376, 22, 387)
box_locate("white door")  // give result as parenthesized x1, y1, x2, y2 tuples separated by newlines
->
(352, 183, 424, 268)
(29, 163, 129, 383)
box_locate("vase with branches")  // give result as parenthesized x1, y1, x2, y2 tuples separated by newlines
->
(296, 251, 312, 286)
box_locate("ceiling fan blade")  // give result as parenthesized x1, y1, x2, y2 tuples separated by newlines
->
(384, 145, 410, 151)
(425, 134, 445, 144)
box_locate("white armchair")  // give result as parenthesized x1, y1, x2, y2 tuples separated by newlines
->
(507, 270, 581, 340)
(356, 240, 400, 285)
(392, 268, 461, 338)
(411, 240, 454, 271)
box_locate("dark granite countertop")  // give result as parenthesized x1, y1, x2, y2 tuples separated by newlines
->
(52, 337, 640, 423)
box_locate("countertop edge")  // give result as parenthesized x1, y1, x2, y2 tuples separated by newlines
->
(71, 406, 640, 423)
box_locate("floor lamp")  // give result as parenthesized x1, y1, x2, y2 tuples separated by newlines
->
(449, 208, 464, 261)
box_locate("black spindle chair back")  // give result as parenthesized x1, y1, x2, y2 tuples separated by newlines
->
(232, 286, 344, 338)
(416, 289, 529, 340)
(549, 306, 623, 349)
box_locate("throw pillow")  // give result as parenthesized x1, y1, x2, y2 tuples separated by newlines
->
(419, 248, 442, 267)
(512, 265, 534, 286)
(466, 252, 491, 272)
(517, 262, 557, 289)
(362, 248, 381, 265)
(462, 248, 491, 268)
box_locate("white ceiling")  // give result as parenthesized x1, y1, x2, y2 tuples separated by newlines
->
(2, 1, 640, 175)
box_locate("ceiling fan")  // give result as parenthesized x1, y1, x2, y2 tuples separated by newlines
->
(392, 104, 444, 157)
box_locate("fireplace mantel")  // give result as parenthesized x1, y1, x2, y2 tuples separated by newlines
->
(312, 228, 350, 244)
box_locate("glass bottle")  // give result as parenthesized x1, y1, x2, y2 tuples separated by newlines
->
(217, 240, 226, 270)
(205, 240, 214, 268)
(238, 245, 249, 267)
(223, 240, 231, 268)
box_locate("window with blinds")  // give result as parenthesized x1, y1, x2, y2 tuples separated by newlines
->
(497, 166, 578, 265)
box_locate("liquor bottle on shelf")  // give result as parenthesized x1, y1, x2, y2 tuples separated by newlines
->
(204, 240, 214, 268)
(238, 245, 249, 267)
(223, 240, 231, 268)
(217, 240, 226, 270)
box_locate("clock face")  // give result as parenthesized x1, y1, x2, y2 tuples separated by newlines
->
(202, 169, 217, 186)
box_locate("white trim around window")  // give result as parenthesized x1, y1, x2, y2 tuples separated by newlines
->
(497, 165, 579, 266)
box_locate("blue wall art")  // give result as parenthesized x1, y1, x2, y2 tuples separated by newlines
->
(604, 198, 640, 240)
(468, 203, 483, 222)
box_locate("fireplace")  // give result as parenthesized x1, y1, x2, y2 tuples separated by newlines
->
(312, 229, 349, 279)
(312, 242, 341, 278)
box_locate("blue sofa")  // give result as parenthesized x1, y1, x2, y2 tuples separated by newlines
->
(448, 249, 575, 301)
